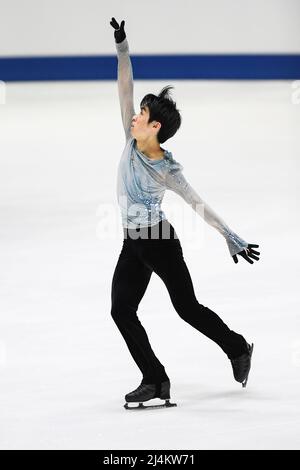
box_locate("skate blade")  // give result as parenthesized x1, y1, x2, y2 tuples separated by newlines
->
(242, 343, 254, 388)
(124, 399, 177, 410)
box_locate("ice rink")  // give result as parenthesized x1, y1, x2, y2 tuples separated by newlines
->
(0, 79, 299, 449)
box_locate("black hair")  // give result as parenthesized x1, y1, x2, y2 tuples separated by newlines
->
(139, 85, 182, 144)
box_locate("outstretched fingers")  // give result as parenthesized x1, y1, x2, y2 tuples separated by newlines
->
(110, 17, 125, 31)
(248, 243, 260, 254)
(246, 250, 260, 261)
(232, 243, 260, 264)
(110, 17, 119, 29)
(239, 250, 254, 264)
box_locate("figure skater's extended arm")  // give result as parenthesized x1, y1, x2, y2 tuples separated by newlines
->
(110, 17, 135, 141)
(165, 162, 260, 263)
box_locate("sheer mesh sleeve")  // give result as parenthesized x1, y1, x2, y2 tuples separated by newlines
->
(165, 161, 249, 257)
(115, 38, 136, 141)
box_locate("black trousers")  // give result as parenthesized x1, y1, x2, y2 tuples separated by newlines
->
(110, 219, 248, 385)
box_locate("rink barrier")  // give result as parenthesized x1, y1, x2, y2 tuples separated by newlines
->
(0, 54, 300, 81)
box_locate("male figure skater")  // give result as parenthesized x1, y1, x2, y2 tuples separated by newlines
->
(109, 17, 260, 410)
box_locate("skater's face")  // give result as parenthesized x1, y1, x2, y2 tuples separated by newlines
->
(130, 105, 161, 141)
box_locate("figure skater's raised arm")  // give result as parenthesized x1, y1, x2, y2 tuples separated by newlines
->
(110, 17, 135, 141)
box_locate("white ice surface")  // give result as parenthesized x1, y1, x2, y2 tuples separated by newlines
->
(0, 80, 299, 450)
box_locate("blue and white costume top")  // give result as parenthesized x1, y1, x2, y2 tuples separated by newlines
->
(115, 37, 249, 257)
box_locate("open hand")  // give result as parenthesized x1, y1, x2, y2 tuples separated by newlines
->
(232, 244, 260, 264)
(110, 17, 126, 43)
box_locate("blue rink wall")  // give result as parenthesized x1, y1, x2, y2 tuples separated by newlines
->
(0, 54, 300, 81)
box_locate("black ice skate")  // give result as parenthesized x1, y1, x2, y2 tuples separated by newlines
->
(124, 380, 177, 410)
(230, 342, 254, 388)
